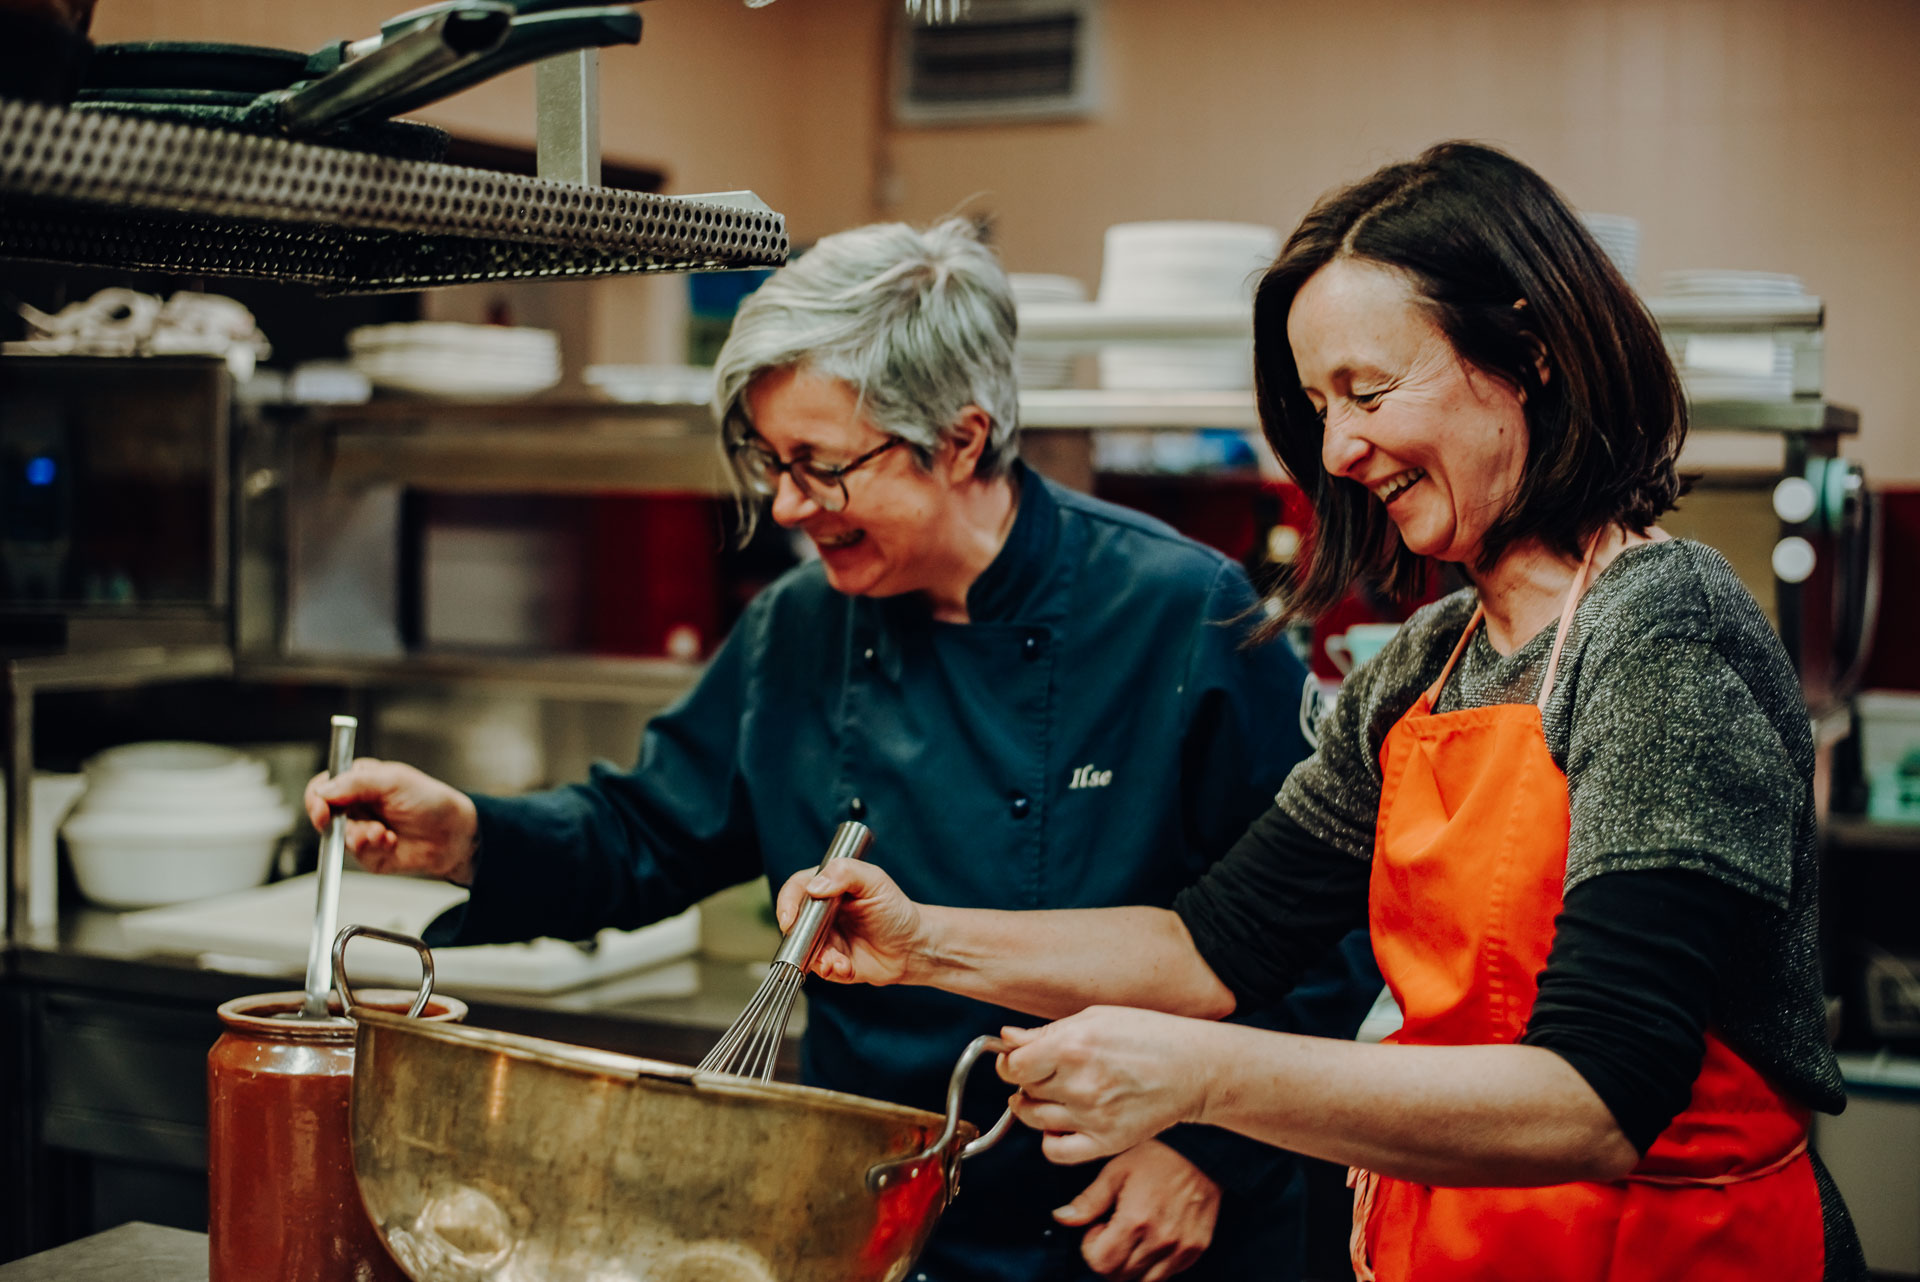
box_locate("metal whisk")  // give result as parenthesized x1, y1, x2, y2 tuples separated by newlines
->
(697, 821, 873, 1081)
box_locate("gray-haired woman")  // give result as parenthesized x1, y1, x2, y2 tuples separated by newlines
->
(308, 218, 1381, 1282)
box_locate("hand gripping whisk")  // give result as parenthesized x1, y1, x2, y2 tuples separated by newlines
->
(696, 821, 873, 1081)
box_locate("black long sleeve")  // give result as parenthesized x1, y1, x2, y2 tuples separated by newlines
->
(1174, 806, 1373, 1011)
(1177, 807, 1759, 1156)
(1523, 867, 1747, 1154)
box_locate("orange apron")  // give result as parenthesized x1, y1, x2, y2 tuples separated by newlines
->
(1349, 537, 1825, 1282)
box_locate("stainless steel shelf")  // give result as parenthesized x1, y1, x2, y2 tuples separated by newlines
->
(1020, 389, 1260, 430)
(0, 96, 787, 293)
(239, 652, 703, 704)
(1017, 297, 1826, 345)
(1019, 389, 1856, 435)
(276, 398, 729, 493)
(1687, 400, 1857, 435)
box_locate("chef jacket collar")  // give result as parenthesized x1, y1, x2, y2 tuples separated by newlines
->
(961, 459, 1061, 624)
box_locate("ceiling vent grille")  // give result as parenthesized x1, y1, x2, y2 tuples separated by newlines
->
(893, 0, 1100, 126)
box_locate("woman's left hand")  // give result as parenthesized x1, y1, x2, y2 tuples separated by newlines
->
(997, 1007, 1216, 1165)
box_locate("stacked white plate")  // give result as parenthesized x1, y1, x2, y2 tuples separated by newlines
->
(1578, 212, 1641, 284)
(1009, 273, 1087, 389)
(1662, 269, 1805, 300)
(348, 322, 561, 400)
(1660, 270, 1808, 402)
(584, 363, 717, 405)
(61, 742, 294, 909)
(1095, 221, 1278, 390)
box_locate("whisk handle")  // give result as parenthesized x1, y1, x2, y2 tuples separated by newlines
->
(773, 820, 873, 973)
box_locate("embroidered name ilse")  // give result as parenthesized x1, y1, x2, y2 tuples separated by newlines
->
(1068, 764, 1112, 790)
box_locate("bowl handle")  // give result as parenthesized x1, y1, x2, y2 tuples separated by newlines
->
(332, 923, 437, 1018)
(866, 1035, 1015, 1199)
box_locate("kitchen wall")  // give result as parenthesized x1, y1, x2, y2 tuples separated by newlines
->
(875, 0, 1920, 483)
(92, 0, 1920, 480)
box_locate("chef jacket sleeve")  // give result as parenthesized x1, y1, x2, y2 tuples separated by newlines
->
(1173, 562, 1315, 864)
(426, 595, 769, 948)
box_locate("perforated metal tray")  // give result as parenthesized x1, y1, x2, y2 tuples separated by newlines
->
(0, 96, 787, 293)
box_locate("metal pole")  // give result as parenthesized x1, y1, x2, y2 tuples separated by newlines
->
(535, 50, 601, 187)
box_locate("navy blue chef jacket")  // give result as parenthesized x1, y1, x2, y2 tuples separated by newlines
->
(428, 462, 1382, 1282)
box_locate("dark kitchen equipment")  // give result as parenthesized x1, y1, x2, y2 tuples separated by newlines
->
(72, 1, 644, 157)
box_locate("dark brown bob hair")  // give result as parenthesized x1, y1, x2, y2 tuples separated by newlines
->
(1254, 140, 1687, 624)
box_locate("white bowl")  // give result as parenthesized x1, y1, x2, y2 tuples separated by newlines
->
(76, 778, 289, 816)
(62, 805, 291, 909)
(86, 740, 266, 784)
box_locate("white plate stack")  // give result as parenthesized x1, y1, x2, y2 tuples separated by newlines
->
(1008, 273, 1087, 389)
(1096, 221, 1279, 391)
(348, 322, 561, 400)
(61, 742, 294, 909)
(583, 364, 717, 405)
(1662, 270, 1807, 402)
(1578, 212, 1641, 285)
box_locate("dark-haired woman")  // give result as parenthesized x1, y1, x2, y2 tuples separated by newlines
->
(776, 141, 1866, 1281)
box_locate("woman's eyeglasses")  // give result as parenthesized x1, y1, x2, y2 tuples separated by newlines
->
(729, 433, 904, 513)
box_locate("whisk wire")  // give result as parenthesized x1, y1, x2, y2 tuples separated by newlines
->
(695, 823, 873, 1082)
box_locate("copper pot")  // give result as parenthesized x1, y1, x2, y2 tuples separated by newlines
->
(207, 985, 467, 1282)
(336, 925, 1012, 1282)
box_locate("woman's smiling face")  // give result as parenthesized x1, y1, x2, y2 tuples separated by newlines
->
(745, 365, 962, 601)
(1287, 258, 1531, 567)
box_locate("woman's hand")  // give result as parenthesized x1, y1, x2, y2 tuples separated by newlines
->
(773, 859, 928, 986)
(998, 1008, 1219, 1165)
(302, 758, 479, 883)
(1055, 1140, 1220, 1282)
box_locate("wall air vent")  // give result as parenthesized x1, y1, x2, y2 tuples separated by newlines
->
(893, 0, 1100, 127)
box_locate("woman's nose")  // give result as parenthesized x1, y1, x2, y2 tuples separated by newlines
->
(1320, 410, 1369, 479)
(768, 470, 820, 527)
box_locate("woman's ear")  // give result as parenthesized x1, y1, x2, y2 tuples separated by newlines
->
(945, 406, 994, 483)
(1512, 298, 1551, 394)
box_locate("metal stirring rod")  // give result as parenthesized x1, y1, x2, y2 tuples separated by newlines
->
(301, 715, 359, 1019)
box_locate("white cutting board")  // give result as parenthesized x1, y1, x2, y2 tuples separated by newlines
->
(119, 871, 700, 995)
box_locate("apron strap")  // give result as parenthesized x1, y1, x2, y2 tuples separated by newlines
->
(1631, 1135, 1811, 1188)
(1422, 606, 1485, 705)
(1535, 533, 1604, 710)
(1347, 1165, 1380, 1282)
(1422, 532, 1605, 710)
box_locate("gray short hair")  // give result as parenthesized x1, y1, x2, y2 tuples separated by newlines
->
(713, 219, 1021, 490)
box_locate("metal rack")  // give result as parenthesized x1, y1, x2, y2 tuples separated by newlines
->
(0, 96, 788, 292)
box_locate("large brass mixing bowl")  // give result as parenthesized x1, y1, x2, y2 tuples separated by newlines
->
(337, 926, 1011, 1282)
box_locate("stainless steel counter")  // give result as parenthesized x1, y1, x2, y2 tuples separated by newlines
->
(7, 905, 801, 1073)
(0, 1223, 206, 1282)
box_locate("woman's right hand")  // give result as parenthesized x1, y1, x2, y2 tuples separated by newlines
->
(302, 758, 479, 883)
(774, 859, 928, 986)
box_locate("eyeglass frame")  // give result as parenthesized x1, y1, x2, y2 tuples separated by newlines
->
(725, 427, 907, 513)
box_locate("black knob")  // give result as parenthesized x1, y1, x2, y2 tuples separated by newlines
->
(1009, 794, 1031, 819)
(849, 797, 867, 820)
(1021, 633, 1042, 661)
(862, 646, 878, 669)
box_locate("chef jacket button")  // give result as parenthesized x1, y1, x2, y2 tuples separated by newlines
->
(1009, 793, 1031, 819)
(862, 646, 878, 669)
(849, 797, 867, 820)
(1020, 633, 1042, 661)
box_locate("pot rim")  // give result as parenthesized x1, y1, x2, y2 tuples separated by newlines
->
(352, 1005, 980, 1141)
